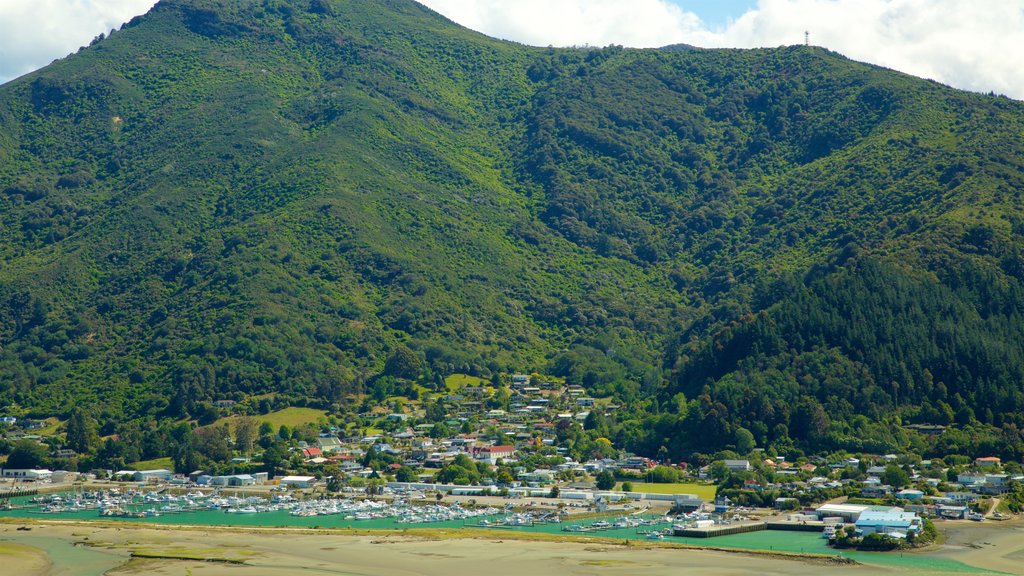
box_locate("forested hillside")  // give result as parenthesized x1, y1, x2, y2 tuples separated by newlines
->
(2, 0, 1024, 460)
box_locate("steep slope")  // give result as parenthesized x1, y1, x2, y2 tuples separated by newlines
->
(1, 0, 1024, 459)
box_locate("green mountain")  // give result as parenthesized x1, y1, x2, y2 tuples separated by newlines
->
(3, 0, 1024, 459)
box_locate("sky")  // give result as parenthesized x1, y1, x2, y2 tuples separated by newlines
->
(0, 0, 1022, 100)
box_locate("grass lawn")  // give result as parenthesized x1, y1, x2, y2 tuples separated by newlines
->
(211, 408, 327, 432)
(35, 417, 63, 436)
(444, 374, 488, 390)
(129, 457, 174, 470)
(620, 482, 717, 500)
(258, 407, 327, 429)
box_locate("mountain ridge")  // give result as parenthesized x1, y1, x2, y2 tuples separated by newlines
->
(2, 0, 1024, 459)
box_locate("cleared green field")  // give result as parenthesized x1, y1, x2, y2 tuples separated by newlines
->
(620, 482, 717, 499)
(211, 408, 327, 433)
(32, 417, 64, 436)
(258, 407, 327, 429)
(129, 457, 174, 470)
(444, 374, 488, 390)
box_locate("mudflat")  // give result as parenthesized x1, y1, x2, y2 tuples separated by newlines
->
(5, 520, 1023, 575)
(0, 541, 51, 576)
(1, 523, 872, 576)
(925, 517, 1024, 574)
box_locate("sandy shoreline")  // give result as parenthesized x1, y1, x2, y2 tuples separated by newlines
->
(1, 518, 1021, 575)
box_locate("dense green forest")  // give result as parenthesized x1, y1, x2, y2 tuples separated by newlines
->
(2, 0, 1024, 461)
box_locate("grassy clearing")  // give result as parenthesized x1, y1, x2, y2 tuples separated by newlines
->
(129, 457, 173, 471)
(259, 407, 327, 428)
(210, 408, 328, 435)
(620, 482, 717, 499)
(35, 417, 64, 436)
(444, 374, 487, 390)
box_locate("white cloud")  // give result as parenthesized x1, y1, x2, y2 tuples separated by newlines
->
(0, 0, 157, 84)
(1, 0, 1022, 100)
(419, 0, 1024, 99)
(423, 0, 709, 47)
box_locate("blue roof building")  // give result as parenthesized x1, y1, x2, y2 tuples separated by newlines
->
(855, 510, 922, 538)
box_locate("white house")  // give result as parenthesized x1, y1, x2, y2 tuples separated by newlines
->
(957, 473, 986, 486)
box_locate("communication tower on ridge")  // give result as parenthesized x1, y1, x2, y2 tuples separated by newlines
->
(805, 31, 810, 47)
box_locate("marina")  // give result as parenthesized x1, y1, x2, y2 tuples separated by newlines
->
(0, 488, 995, 573)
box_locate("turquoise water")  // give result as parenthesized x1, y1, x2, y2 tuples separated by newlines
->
(0, 495, 998, 574)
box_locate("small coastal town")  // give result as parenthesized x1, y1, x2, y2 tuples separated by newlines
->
(2, 372, 1021, 562)
(2, 1, 1024, 575)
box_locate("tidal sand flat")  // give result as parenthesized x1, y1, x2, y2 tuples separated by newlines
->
(0, 528, 128, 576)
(926, 518, 1024, 574)
(0, 541, 51, 576)
(0, 523, 889, 576)
(4, 520, 1018, 575)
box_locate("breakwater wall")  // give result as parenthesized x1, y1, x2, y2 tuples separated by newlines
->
(0, 488, 38, 499)
(673, 522, 767, 538)
(766, 522, 825, 532)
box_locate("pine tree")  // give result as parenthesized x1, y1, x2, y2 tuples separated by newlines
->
(65, 408, 98, 454)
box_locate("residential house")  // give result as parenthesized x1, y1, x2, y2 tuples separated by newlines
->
(958, 473, 986, 487)
(472, 445, 515, 465)
(775, 497, 800, 510)
(896, 489, 924, 501)
(984, 473, 1009, 486)
(861, 484, 893, 498)
(944, 492, 979, 503)
(317, 436, 344, 453)
(519, 469, 555, 484)
(724, 460, 751, 472)
(975, 456, 1001, 468)
(620, 456, 653, 470)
